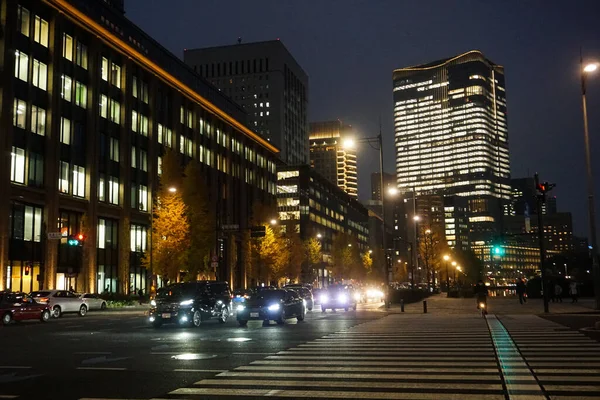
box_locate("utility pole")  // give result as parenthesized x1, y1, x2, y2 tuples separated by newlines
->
(535, 173, 555, 314)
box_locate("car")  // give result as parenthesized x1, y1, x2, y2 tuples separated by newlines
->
(236, 289, 305, 326)
(1, 292, 52, 325)
(283, 285, 314, 311)
(312, 288, 325, 305)
(320, 284, 358, 312)
(232, 289, 253, 307)
(30, 290, 88, 318)
(80, 293, 107, 310)
(149, 281, 232, 328)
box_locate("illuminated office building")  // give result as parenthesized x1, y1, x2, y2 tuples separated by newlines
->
(309, 120, 357, 197)
(393, 50, 511, 243)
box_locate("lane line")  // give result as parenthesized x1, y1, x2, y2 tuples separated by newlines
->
(74, 352, 112, 355)
(174, 369, 227, 373)
(0, 366, 31, 369)
(76, 367, 127, 371)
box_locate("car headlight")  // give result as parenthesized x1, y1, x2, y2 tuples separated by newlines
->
(150, 299, 157, 307)
(303, 299, 307, 307)
(179, 299, 193, 306)
(267, 303, 280, 311)
(338, 294, 348, 303)
(320, 294, 329, 303)
(236, 304, 245, 312)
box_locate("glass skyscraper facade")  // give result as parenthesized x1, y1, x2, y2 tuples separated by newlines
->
(393, 50, 511, 243)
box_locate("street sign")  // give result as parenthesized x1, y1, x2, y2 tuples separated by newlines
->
(211, 261, 219, 269)
(211, 255, 219, 262)
(47, 232, 63, 240)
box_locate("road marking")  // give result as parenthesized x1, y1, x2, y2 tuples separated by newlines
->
(232, 352, 276, 355)
(0, 396, 18, 399)
(174, 369, 227, 373)
(0, 366, 31, 369)
(216, 371, 502, 380)
(76, 367, 127, 371)
(75, 352, 112, 355)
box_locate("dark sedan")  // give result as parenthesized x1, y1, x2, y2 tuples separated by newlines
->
(1, 292, 51, 325)
(284, 285, 314, 311)
(236, 289, 305, 326)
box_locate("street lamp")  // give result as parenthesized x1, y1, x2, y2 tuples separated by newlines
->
(168, 186, 177, 193)
(580, 55, 600, 310)
(270, 219, 277, 226)
(443, 255, 451, 296)
(315, 234, 325, 288)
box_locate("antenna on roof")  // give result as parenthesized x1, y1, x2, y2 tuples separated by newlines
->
(237, 37, 242, 45)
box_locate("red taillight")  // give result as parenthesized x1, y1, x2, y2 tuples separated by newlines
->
(40, 297, 49, 303)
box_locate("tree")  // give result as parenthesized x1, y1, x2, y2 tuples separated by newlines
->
(362, 252, 373, 277)
(182, 161, 215, 280)
(419, 228, 447, 290)
(142, 149, 189, 284)
(253, 225, 285, 284)
(305, 238, 322, 266)
(331, 233, 362, 281)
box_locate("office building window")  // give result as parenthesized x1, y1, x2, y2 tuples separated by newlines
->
(111, 63, 121, 88)
(180, 135, 185, 154)
(138, 185, 148, 211)
(17, 5, 30, 37)
(11, 147, 25, 184)
(139, 150, 148, 172)
(99, 95, 108, 118)
(132, 76, 138, 98)
(157, 156, 162, 175)
(108, 177, 119, 205)
(60, 118, 71, 145)
(14, 50, 29, 82)
(109, 99, 120, 124)
(98, 176, 105, 202)
(30, 105, 46, 136)
(32, 59, 47, 90)
(131, 147, 137, 168)
(58, 161, 69, 193)
(101, 57, 108, 81)
(61, 75, 72, 102)
(13, 99, 27, 129)
(28, 152, 44, 187)
(75, 82, 87, 108)
(62, 34, 73, 61)
(130, 224, 147, 252)
(33, 16, 48, 47)
(158, 124, 172, 147)
(131, 110, 138, 132)
(75, 42, 88, 69)
(140, 81, 149, 104)
(139, 115, 148, 136)
(73, 165, 85, 197)
(109, 138, 119, 162)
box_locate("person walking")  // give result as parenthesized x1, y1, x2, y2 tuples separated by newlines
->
(554, 282, 563, 303)
(569, 281, 578, 303)
(516, 278, 527, 304)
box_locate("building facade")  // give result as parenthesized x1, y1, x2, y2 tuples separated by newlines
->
(393, 50, 511, 244)
(0, 0, 279, 294)
(309, 120, 357, 197)
(184, 40, 309, 165)
(503, 213, 574, 253)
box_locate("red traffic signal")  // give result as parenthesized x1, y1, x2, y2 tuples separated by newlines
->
(77, 233, 85, 241)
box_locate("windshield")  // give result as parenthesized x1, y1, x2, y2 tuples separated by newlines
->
(252, 290, 285, 301)
(156, 284, 200, 300)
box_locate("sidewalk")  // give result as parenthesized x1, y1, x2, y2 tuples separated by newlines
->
(387, 293, 597, 314)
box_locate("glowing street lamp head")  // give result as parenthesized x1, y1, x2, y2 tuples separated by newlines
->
(443, 255, 450, 261)
(168, 187, 177, 193)
(270, 219, 277, 226)
(342, 138, 356, 149)
(451, 261, 457, 266)
(316, 233, 322, 239)
(456, 265, 462, 271)
(388, 187, 399, 196)
(425, 229, 431, 235)
(584, 63, 598, 73)
(413, 215, 420, 221)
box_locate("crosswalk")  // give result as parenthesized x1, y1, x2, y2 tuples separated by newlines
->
(158, 315, 508, 399)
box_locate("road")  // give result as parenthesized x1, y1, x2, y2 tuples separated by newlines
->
(2, 300, 600, 400)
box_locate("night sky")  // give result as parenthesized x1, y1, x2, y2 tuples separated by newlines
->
(125, 0, 600, 237)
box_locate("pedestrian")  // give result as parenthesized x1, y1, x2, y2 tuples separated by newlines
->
(554, 282, 563, 303)
(516, 278, 527, 304)
(569, 281, 578, 303)
(105, 285, 110, 293)
(69, 285, 75, 293)
(138, 288, 144, 305)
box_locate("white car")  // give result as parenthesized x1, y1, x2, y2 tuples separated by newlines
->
(80, 293, 107, 311)
(30, 290, 88, 318)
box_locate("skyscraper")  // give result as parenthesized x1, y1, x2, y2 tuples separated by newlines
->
(184, 40, 309, 165)
(393, 50, 511, 243)
(309, 120, 358, 197)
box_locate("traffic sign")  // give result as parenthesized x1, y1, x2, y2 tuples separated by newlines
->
(211, 261, 219, 269)
(212, 255, 219, 262)
(47, 232, 63, 240)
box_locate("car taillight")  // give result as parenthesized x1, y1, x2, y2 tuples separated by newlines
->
(40, 297, 49, 303)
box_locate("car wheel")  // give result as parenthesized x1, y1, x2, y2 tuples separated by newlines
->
(192, 310, 202, 327)
(321, 306, 326, 313)
(353, 304, 357, 311)
(238, 320, 248, 327)
(276, 310, 286, 325)
(262, 320, 270, 327)
(53, 306, 62, 318)
(2, 312, 12, 326)
(152, 319, 162, 328)
(297, 308, 305, 321)
(100, 302, 107, 310)
(41, 310, 51, 322)
(218, 306, 229, 323)
(78, 305, 88, 317)
(344, 307, 349, 312)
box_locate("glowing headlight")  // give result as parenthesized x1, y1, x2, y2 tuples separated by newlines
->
(267, 303, 281, 311)
(150, 299, 157, 307)
(236, 304, 245, 312)
(180, 299, 193, 306)
(320, 294, 329, 303)
(149, 316, 155, 322)
(180, 315, 188, 322)
(338, 294, 348, 303)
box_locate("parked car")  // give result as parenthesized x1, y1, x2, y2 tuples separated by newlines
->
(1, 292, 52, 325)
(236, 289, 305, 326)
(80, 293, 107, 310)
(283, 285, 314, 311)
(320, 284, 358, 312)
(149, 281, 231, 328)
(30, 290, 88, 318)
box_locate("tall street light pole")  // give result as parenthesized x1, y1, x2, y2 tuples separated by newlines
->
(443, 255, 450, 296)
(580, 55, 600, 310)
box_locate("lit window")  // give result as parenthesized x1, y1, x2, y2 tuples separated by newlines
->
(61, 75, 72, 102)
(58, 161, 69, 194)
(75, 42, 88, 69)
(99, 95, 108, 118)
(108, 177, 119, 205)
(157, 156, 162, 175)
(98, 176, 105, 202)
(109, 99, 120, 124)
(131, 110, 138, 132)
(62, 34, 73, 61)
(14, 50, 29, 82)
(138, 185, 148, 211)
(10, 147, 25, 184)
(75, 82, 87, 108)
(33, 16, 48, 47)
(111, 63, 121, 88)
(131, 147, 137, 168)
(101, 57, 109, 81)
(60, 117, 71, 145)
(130, 224, 147, 252)
(72, 165, 85, 197)
(139, 150, 148, 172)
(17, 6, 30, 37)
(13, 99, 27, 129)
(109, 138, 119, 162)
(30, 105, 46, 136)
(32, 59, 47, 90)
(28, 152, 43, 187)
(180, 135, 185, 154)
(139, 114, 148, 136)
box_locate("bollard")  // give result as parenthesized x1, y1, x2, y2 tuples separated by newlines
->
(423, 300, 427, 313)
(400, 299, 405, 312)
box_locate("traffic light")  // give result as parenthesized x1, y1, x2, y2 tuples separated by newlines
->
(68, 233, 86, 246)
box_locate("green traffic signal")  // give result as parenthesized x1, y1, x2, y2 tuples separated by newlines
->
(492, 245, 505, 256)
